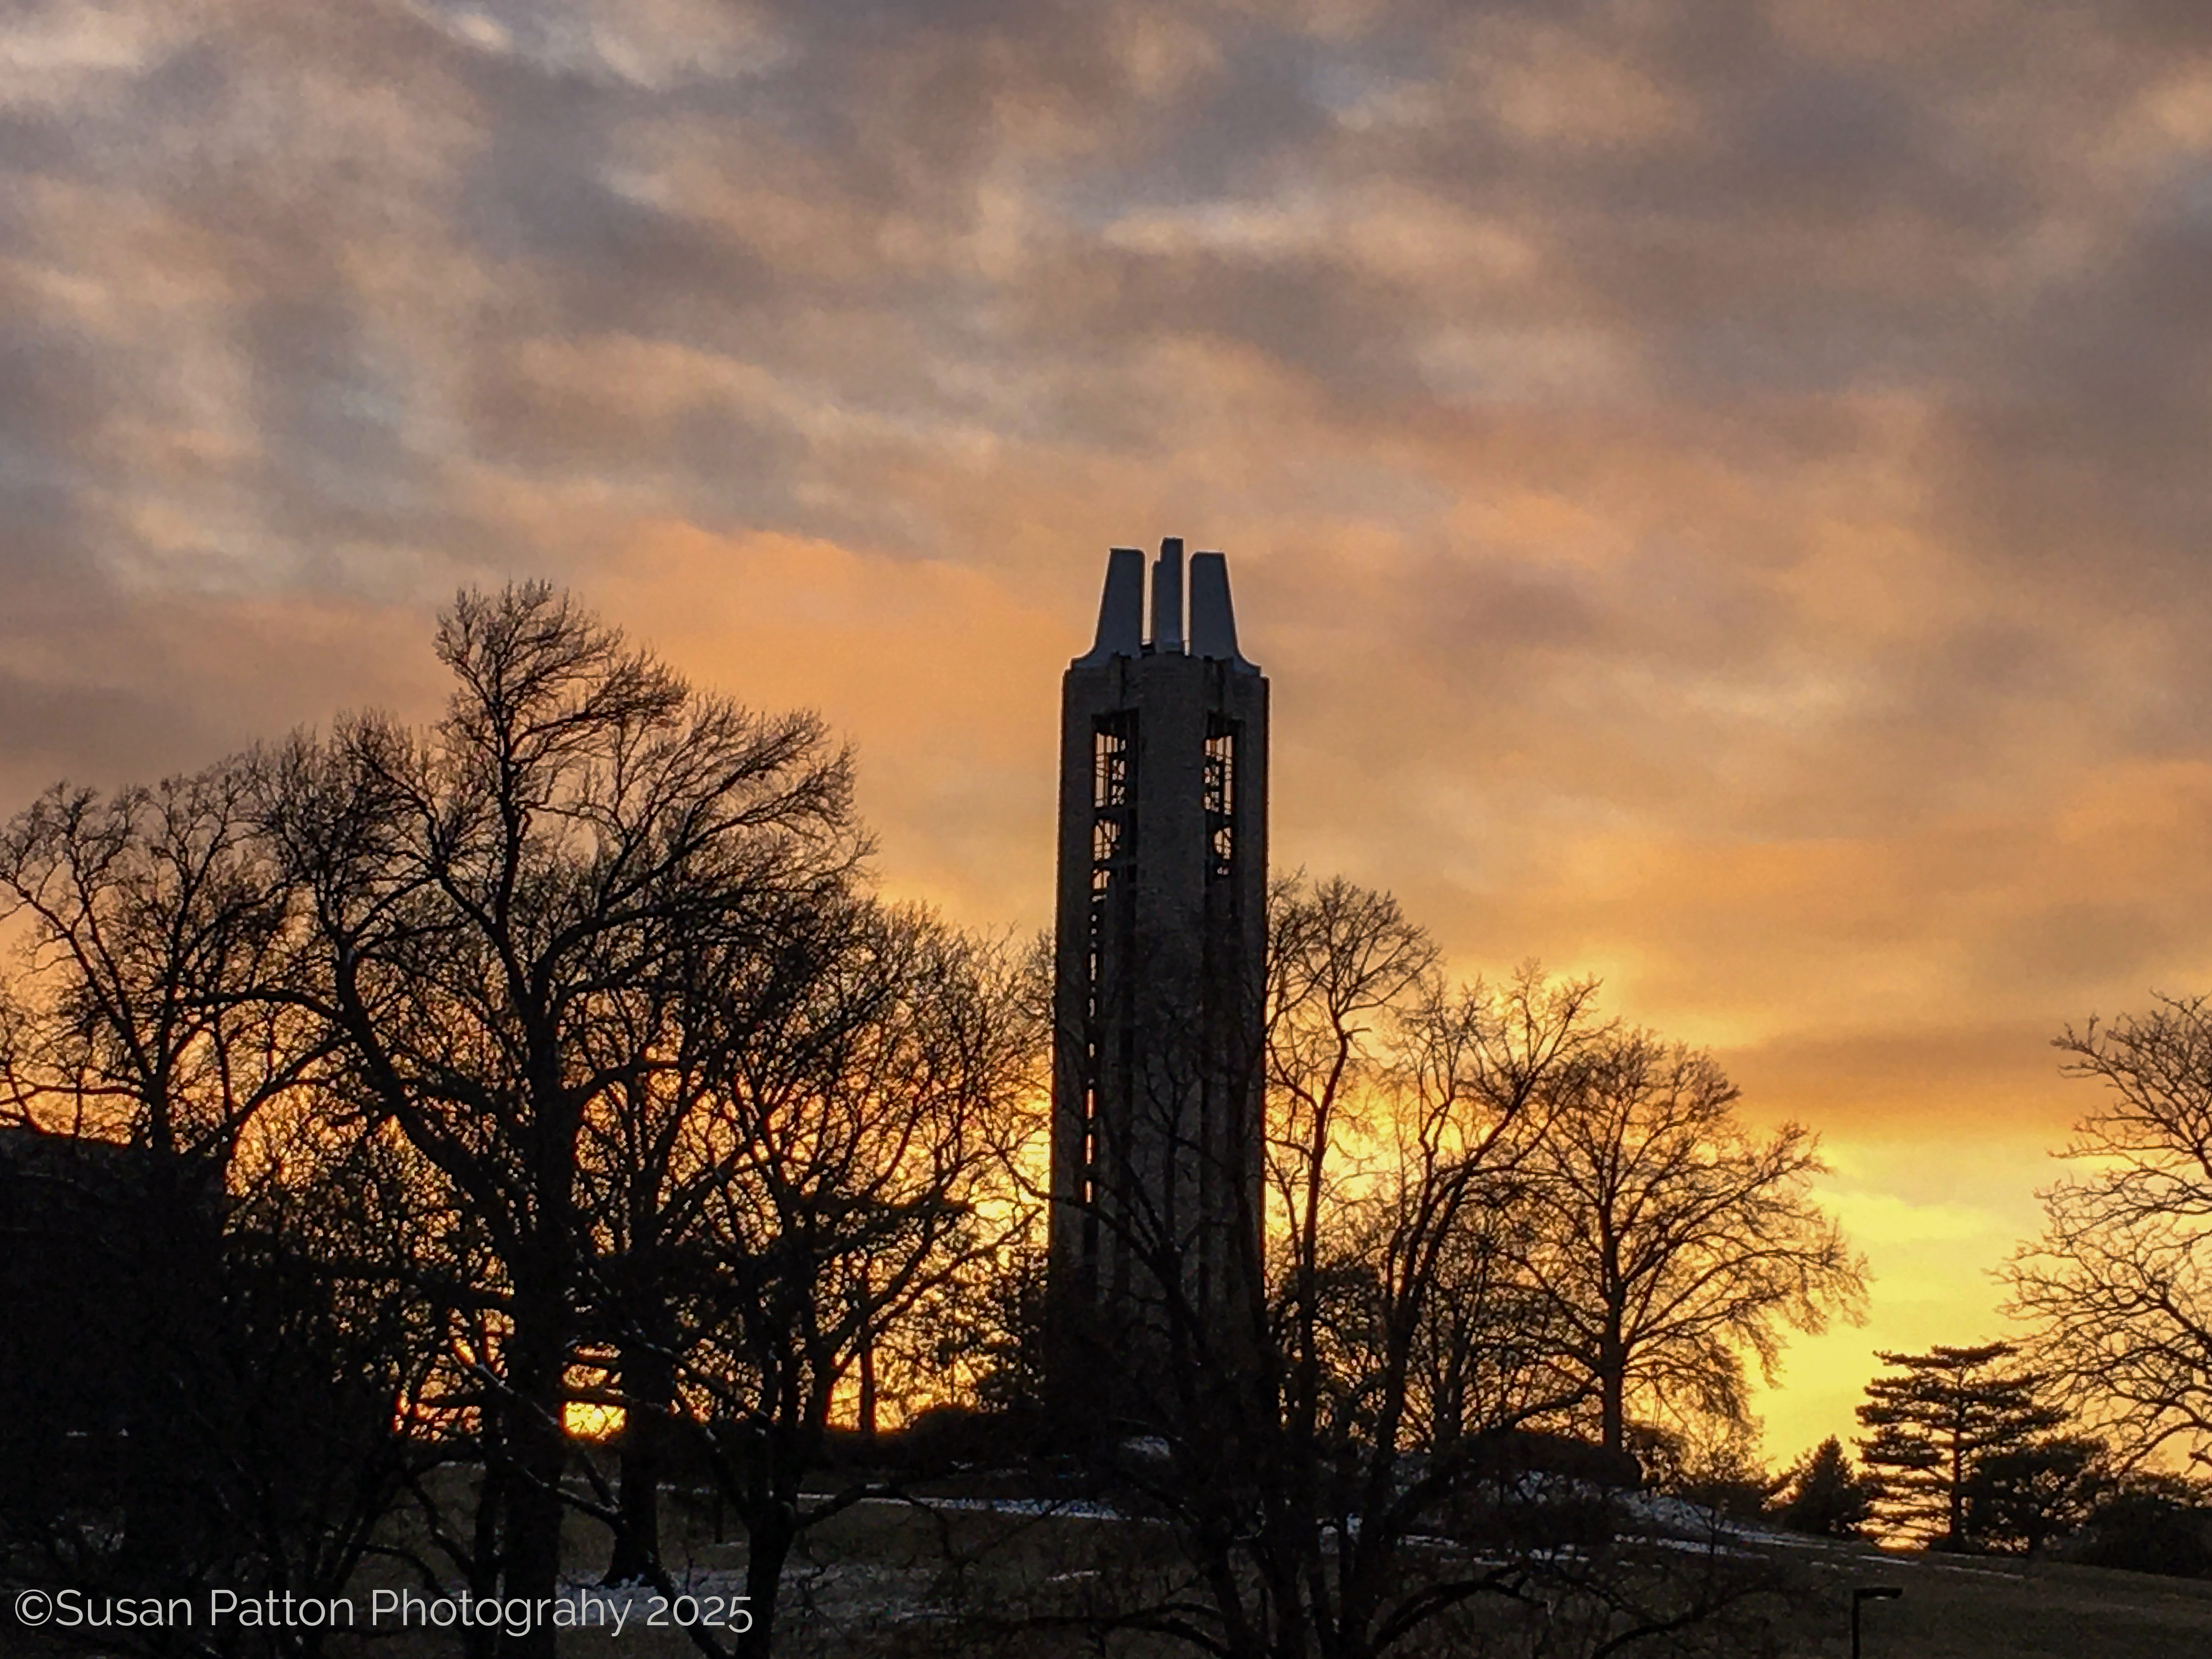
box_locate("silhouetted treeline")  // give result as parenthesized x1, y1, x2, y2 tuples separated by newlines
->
(1, 587, 1870, 1659)
(0, 585, 1040, 1659)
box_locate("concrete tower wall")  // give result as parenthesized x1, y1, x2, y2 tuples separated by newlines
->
(1049, 540, 1268, 1401)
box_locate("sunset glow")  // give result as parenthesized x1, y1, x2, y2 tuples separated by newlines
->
(8, 0, 2211, 1475)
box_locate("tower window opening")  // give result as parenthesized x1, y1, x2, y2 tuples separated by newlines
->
(1082, 712, 1138, 1213)
(1205, 722, 1237, 880)
(1094, 722, 1132, 810)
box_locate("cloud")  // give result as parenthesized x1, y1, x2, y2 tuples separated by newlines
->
(11, 0, 2208, 1002)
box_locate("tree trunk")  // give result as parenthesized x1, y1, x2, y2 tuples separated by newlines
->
(737, 1504, 796, 1659)
(467, 1441, 506, 1659)
(606, 1339, 674, 1583)
(501, 1267, 572, 1659)
(1598, 1322, 1628, 1457)
(857, 1328, 878, 1444)
(1948, 1433, 1965, 1548)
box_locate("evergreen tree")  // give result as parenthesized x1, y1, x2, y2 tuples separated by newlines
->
(1963, 1434, 2105, 1556)
(1777, 1436, 1876, 1537)
(1855, 1341, 2068, 1551)
(2070, 1474, 2212, 1578)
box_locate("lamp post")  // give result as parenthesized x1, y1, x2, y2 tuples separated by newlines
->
(1851, 1585, 1904, 1658)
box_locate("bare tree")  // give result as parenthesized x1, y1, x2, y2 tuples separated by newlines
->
(1366, 969, 1616, 1458)
(566, 897, 831, 1589)
(0, 769, 440, 1655)
(1266, 875, 1442, 1486)
(2005, 995, 2212, 1469)
(0, 765, 324, 1172)
(253, 582, 863, 1655)
(1501, 1028, 1867, 1456)
(651, 897, 1037, 1659)
(194, 1108, 451, 1656)
(568, 974, 725, 1587)
(0, 767, 333, 1585)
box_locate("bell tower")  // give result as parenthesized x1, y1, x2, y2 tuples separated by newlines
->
(1048, 539, 1268, 1394)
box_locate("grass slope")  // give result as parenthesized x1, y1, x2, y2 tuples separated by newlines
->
(1765, 1533, 2212, 1658)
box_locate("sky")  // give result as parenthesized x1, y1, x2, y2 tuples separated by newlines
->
(7, 0, 2212, 1463)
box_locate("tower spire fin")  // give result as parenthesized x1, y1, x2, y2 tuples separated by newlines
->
(1074, 547, 1145, 665)
(1150, 537, 1185, 653)
(1189, 551, 1256, 671)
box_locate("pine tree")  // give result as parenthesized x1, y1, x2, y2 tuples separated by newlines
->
(1855, 1341, 2068, 1551)
(1777, 1436, 1876, 1537)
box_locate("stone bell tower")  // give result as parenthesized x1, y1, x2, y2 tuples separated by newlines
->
(1048, 539, 1268, 1389)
